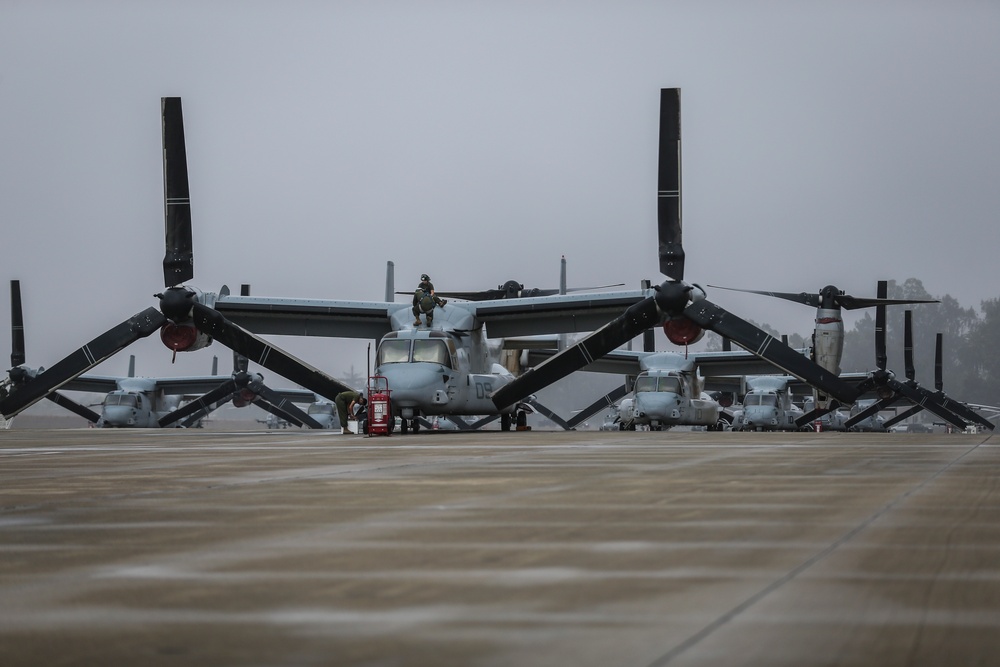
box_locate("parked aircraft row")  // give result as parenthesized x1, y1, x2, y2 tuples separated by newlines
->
(1, 90, 993, 433)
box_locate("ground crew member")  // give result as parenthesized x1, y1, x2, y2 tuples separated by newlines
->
(334, 390, 365, 434)
(412, 273, 447, 327)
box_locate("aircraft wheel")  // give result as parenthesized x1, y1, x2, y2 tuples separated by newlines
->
(412, 419, 420, 433)
(501, 413, 511, 431)
(516, 411, 527, 429)
(401, 419, 409, 434)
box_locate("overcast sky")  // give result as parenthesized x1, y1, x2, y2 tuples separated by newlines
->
(2, 1, 998, 386)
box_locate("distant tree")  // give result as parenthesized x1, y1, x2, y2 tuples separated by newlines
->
(958, 297, 1000, 405)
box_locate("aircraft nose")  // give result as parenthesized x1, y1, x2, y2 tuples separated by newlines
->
(635, 393, 676, 418)
(378, 365, 449, 406)
(101, 406, 136, 426)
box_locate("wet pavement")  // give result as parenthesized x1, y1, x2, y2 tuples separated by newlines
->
(0, 428, 997, 666)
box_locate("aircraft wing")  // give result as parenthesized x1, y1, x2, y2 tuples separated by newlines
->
(60, 375, 123, 394)
(473, 290, 648, 338)
(214, 296, 406, 339)
(524, 348, 794, 377)
(155, 377, 320, 402)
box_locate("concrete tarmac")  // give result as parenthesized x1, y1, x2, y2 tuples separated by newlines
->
(0, 427, 997, 666)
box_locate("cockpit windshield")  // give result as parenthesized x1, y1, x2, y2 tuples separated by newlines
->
(412, 340, 451, 367)
(635, 376, 657, 393)
(377, 340, 411, 365)
(745, 394, 778, 407)
(376, 338, 453, 368)
(657, 377, 681, 394)
(635, 375, 681, 394)
(104, 393, 138, 408)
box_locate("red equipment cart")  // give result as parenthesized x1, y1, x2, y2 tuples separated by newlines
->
(366, 375, 393, 436)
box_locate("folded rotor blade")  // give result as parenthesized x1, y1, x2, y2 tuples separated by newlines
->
(565, 383, 630, 429)
(191, 303, 352, 401)
(467, 414, 500, 430)
(523, 397, 574, 430)
(875, 281, 888, 371)
(681, 299, 860, 405)
(903, 311, 915, 381)
(246, 378, 323, 429)
(180, 395, 234, 428)
(158, 378, 239, 427)
(491, 297, 660, 409)
(890, 380, 967, 430)
(252, 398, 307, 428)
(162, 97, 194, 287)
(882, 405, 923, 429)
(794, 402, 840, 428)
(0, 308, 166, 419)
(844, 396, 899, 429)
(10, 280, 25, 367)
(45, 392, 101, 424)
(934, 334, 943, 391)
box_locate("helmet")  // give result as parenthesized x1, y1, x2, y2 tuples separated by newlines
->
(420, 274, 430, 281)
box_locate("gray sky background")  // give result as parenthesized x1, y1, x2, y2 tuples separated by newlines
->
(2, 1, 999, 385)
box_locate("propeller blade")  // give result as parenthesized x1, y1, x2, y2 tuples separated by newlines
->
(903, 310, 915, 381)
(246, 378, 323, 429)
(158, 378, 239, 427)
(190, 303, 353, 401)
(251, 397, 307, 428)
(681, 299, 860, 405)
(705, 285, 938, 311)
(875, 281, 887, 371)
(491, 297, 661, 409)
(844, 396, 898, 429)
(523, 397, 573, 430)
(882, 404, 923, 429)
(0, 308, 166, 419)
(706, 285, 820, 308)
(836, 295, 939, 310)
(890, 379, 967, 429)
(658, 88, 684, 281)
(162, 97, 193, 288)
(10, 280, 25, 367)
(931, 393, 995, 431)
(45, 392, 101, 424)
(934, 334, 943, 391)
(794, 402, 840, 428)
(565, 383, 630, 429)
(467, 414, 500, 430)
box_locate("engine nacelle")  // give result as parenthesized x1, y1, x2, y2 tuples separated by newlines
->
(159, 322, 212, 353)
(663, 317, 705, 346)
(232, 388, 257, 408)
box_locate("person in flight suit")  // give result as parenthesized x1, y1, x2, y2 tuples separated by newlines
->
(412, 273, 447, 327)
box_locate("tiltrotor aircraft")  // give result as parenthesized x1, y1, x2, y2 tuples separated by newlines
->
(706, 282, 938, 425)
(490, 88, 865, 413)
(523, 344, 780, 431)
(2, 280, 322, 428)
(730, 376, 807, 432)
(844, 283, 994, 431)
(0, 99, 355, 423)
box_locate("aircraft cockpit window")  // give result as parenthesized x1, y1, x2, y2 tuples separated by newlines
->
(745, 394, 778, 407)
(635, 376, 656, 393)
(104, 394, 138, 407)
(377, 340, 411, 365)
(657, 377, 681, 394)
(412, 339, 452, 367)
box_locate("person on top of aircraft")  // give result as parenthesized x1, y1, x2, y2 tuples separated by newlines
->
(412, 273, 447, 327)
